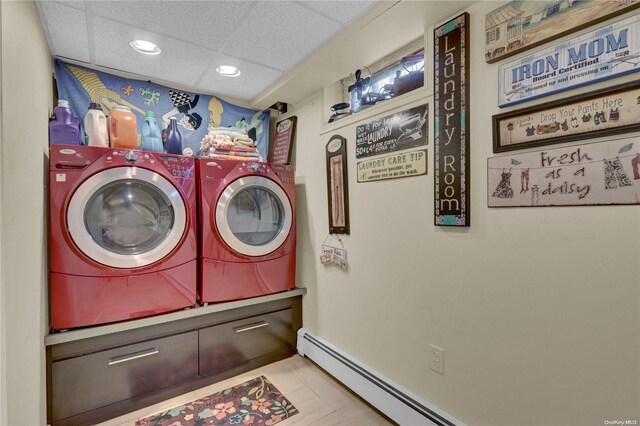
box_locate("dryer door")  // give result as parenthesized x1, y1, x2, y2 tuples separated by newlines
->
(216, 176, 292, 257)
(67, 167, 187, 268)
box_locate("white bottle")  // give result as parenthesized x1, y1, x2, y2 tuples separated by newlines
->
(84, 102, 109, 147)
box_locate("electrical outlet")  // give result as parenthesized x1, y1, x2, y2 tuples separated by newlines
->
(430, 344, 444, 375)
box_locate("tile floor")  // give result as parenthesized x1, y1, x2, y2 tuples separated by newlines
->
(97, 354, 394, 426)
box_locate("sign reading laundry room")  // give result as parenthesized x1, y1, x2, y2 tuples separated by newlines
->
(355, 104, 428, 159)
(493, 81, 640, 153)
(357, 149, 427, 183)
(498, 14, 640, 107)
(434, 13, 470, 227)
(488, 137, 640, 207)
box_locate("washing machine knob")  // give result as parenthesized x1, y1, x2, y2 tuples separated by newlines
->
(248, 162, 260, 172)
(124, 151, 138, 162)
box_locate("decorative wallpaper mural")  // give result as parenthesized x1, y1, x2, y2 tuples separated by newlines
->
(54, 59, 270, 158)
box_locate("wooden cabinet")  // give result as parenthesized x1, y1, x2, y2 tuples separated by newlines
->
(46, 294, 302, 426)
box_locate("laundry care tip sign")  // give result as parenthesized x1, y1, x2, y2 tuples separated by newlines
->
(434, 13, 470, 226)
(499, 13, 640, 107)
(357, 149, 427, 183)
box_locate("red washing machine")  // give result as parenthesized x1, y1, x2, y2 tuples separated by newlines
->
(49, 145, 197, 330)
(197, 158, 296, 303)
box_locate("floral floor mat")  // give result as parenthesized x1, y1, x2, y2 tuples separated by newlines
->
(135, 375, 298, 426)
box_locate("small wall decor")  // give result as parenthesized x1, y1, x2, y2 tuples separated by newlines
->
(355, 104, 428, 159)
(488, 136, 640, 207)
(494, 81, 640, 153)
(434, 13, 470, 227)
(498, 13, 640, 107)
(326, 135, 350, 234)
(320, 236, 348, 271)
(485, 1, 640, 64)
(270, 116, 297, 164)
(357, 149, 427, 183)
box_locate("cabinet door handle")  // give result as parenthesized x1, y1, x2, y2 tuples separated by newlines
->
(108, 347, 159, 366)
(234, 321, 269, 333)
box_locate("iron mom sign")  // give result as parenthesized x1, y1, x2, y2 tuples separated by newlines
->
(499, 13, 640, 107)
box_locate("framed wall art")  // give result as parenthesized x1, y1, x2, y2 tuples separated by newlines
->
(326, 135, 350, 234)
(485, 0, 640, 64)
(434, 13, 470, 227)
(493, 81, 640, 153)
(498, 13, 640, 107)
(355, 104, 428, 159)
(488, 136, 640, 207)
(269, 116, 297, 165)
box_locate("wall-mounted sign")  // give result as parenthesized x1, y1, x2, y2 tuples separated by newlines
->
(355, 104, 428, 159)
(326, 135, 350, 234)
(270, 116, 297, 164)
(493, 81, 640, 153)
(499, 14, 640, 107)
(485, 0, 640, 64)
(434, 13, 470, 227)
(488, 137, 640, 207)
(357, 149, 427, 183)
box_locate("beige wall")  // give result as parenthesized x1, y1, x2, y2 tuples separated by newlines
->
(293, 2, 640, 425)
(0, 1, 52, 424)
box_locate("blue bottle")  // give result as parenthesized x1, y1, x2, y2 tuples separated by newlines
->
(166, 117, 182, 155)
(141, 111, 163, 152)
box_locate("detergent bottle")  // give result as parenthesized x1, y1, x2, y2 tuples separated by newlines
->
(141, 111, 163, 152)
(49, 100, 81, 145)
(84, 102, 109, 147)
(166, 117, 182, 155)
(108, 106, 138, 149)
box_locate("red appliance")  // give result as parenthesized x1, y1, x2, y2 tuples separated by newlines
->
(49, 145, 197, 330)
(197, 158, 296, 303)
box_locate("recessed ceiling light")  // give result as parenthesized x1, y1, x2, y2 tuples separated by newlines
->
(216, 65, 241, 77)
(130, 40, 161, 55)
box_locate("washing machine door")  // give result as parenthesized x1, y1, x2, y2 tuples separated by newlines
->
(67, 167, 187, 268)
(216, 176, 292, 257)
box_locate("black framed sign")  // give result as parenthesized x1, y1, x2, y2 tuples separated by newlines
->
(326, 135, 350, 234)
(434, 13, 470, 227)
(493, 81, 640, 153)
(355, 104, 428, 159)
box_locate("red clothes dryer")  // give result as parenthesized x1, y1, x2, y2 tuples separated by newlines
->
(49, 145, 197, 330)
(197, 159, 296, 303)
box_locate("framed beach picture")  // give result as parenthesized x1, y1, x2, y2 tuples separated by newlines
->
(485, 0, 640, 64)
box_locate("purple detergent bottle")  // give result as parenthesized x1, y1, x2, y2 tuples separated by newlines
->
(49, 100, 81, 145)
(166, 117, 182, 155)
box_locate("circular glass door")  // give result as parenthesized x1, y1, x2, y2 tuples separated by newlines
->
(216, 176, 292, 257)
(67, 167, 187, 268)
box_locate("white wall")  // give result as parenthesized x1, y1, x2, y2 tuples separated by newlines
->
(293, 2, 640, 425)
(0, 1, 52, 424)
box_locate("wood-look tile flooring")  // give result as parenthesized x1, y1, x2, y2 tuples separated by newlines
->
(98, 354, 394, 426)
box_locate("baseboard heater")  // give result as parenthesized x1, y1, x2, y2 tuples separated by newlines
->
(297, 328, 465, 426)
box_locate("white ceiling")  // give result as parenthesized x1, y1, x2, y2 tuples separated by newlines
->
(36, 0, 377, 102)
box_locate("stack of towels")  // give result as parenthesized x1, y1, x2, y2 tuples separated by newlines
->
(200, 127, 262, 161)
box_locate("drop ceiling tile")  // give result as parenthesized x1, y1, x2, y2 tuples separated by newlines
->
(41, 1, 90, 62)
(300, 0, 376, 24)
(221, 1, 342, 71)
(91, 1, 253, 49)
(197, 56, 283, 101)
(55, 1, 85, 11)
(93, 16, 212, 87)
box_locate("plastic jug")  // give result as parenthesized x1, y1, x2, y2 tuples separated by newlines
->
(108, 105, 138, 149)
(49, 100, 81, 145)
(166, 117, 182, 155)
(84, 103, 109, 147)
(141, 111, 163, 152)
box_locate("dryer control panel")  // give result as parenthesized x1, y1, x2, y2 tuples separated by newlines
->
(272, 164, 295, 184)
